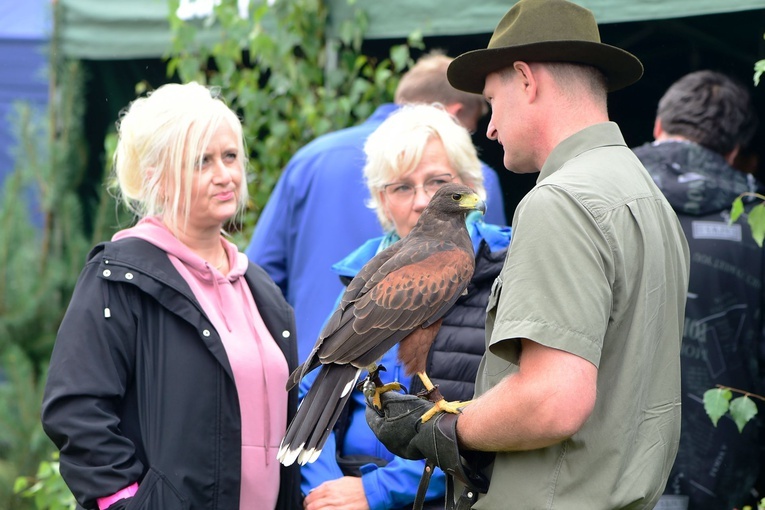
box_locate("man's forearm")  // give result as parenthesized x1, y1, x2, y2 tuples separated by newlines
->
(456, 339, 597, 452)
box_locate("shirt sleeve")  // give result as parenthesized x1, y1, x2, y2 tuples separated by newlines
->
(490, 184, 612, 367)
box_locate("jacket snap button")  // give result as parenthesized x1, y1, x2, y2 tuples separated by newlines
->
(125, 273, 134, 280)
(203, 329, 211, 337)
(282, 330, 290, 338)
(102, 269, 111, 277)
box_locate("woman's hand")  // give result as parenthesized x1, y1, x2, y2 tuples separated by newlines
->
(303, 476, 370, 510)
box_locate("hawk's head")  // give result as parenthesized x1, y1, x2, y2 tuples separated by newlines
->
(427, 183, 486, 217)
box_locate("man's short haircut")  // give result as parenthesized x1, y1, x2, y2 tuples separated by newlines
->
(544, 62, 608, 101)
(395, 51, 487, 117)
(657, 70, 758, 155)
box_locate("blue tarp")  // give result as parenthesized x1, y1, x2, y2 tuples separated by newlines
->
(0, 1, 50, 223)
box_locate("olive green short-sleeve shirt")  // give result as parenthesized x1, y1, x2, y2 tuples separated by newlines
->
(473, 123, 690, 510)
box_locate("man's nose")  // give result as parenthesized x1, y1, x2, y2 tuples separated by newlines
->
(486, 118, 498, 141)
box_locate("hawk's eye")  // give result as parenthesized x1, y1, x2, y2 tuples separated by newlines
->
(451, 193, 462, 201)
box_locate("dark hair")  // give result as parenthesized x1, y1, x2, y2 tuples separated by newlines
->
(657, 70, 758, 155)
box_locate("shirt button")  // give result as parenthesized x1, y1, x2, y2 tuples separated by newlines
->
(282, 330, 290, 338)
(102, 269, 111, 277)
(125, 273, 134, 280)
(203, 329, 211, 337)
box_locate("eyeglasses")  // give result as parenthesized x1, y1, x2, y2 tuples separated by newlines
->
(382, 173, 455, 204)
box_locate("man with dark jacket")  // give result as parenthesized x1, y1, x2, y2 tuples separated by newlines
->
(633, 70, 764, 510)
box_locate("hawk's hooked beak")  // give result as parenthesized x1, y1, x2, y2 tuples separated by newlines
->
(460, 192, 487, 215)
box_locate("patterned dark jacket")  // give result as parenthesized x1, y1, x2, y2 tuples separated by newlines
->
(634, 140, 765, 509)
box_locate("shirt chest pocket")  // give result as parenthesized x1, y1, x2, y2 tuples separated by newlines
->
(480, 276, 516, 380)
(486, 276, 502, 316)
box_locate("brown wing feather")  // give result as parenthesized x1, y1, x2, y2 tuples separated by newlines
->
(317, 245, 474, 366)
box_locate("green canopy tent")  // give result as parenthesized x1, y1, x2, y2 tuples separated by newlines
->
(58, 0, 765, 222)
(60, 0, 765, 59)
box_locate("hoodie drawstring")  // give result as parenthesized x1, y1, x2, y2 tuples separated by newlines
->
(240, 284, 273, 464)
(206, 262, 233, 332)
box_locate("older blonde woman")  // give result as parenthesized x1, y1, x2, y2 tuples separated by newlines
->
(301, 104, 511, 510)
(41, 82, 300, 510)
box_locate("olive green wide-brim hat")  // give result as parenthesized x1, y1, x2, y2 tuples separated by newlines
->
(447, 0, 643, 94)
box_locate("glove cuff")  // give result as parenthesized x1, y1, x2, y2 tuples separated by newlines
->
(428, 413, 491, 493)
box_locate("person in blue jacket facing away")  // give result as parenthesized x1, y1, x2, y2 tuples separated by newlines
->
(300, 104, 511, 510)
(244, 52, 507, 362)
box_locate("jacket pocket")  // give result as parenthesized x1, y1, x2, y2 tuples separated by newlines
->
(126, 468, 189, 510)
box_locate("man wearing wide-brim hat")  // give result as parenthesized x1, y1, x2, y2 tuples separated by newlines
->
(366, 0, 691, 508)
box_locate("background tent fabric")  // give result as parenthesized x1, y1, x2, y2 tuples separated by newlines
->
(0, 2, 50, 224)
(59, 0, 765, 59)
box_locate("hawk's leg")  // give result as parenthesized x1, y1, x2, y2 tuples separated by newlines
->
(416, 371, 472, 422)
(359, 364, 405, 410)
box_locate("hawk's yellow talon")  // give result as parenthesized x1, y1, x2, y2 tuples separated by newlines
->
(420, 399, 472, 422)
(372, 382, 404, 409)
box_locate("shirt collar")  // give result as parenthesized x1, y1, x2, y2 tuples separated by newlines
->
(538, 122, 627, 183)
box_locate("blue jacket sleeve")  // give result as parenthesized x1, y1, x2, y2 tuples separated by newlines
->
(480, 162, 507, 226)
(297, 366, 345, 497)
(244, 168, 292, 296)
(360, 458, 445, 510)
(300, 431, 345, 497)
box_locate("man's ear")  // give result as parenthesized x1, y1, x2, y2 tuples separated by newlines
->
(443, 102, 462, 119)
(444, 102, 479, 134)
(725, 144, 741, 167)
(514, 61, 536, 102)
(652, 118, 663, 141)
(514, 62, 531, 86)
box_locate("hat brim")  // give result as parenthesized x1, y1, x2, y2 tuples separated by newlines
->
(447, 40, 644, 94)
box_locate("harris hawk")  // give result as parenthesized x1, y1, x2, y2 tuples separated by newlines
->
(277, 183, 486, 467)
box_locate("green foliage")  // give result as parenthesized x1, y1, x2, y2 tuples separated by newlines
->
(729, 194, 765, 247)
(166, 0, 421, 245)
(704, 387, 733, 427)
(755, 33, 765, 86)
(743, 498, 765, 510)
(0, 56, 91, 509)
(704, 387, 759, 433)
(13, 453, 75, 510)
(0, 346, 55, 509)
(730, 395, 759, 433)
(731, 195, 745, 222)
